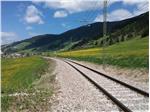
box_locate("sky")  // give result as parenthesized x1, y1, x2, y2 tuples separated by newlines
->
(1, 0, 149, 45)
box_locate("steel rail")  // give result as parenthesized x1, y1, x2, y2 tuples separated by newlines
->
(64, 60, 132, 112)
(67, 59, 149, 97)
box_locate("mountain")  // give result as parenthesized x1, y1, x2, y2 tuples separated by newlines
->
(2, 12, 149, 54)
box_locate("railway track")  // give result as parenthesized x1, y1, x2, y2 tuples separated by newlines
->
(64, 59, 149, 112)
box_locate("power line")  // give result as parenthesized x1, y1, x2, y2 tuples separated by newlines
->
(78, 1, 100, 26)
(77, 1, 99, 39)
(85, 1, 99, 24)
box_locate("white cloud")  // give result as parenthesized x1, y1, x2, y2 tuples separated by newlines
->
(108, 9, 133, 21)
(26, 26, 33, 30)
(121, 0, 148, 5)
(33, 0, 148, 14)
(1, 32, 16, 37)
(35, 0, 104, 14)
(94, 0, 148, 22)
(33, 0, 148, 22)
(95, 9, 133, 22)
(106, 0, 148, 5)
(54, 10, 68, 18)
(34, 0, 147, 13)
(24, 5, 44, 24)
(133, 1, 149, 16)
(1, 32, 19, 45)
(121, 0, 149, 16)
(94, 15, 103, 22)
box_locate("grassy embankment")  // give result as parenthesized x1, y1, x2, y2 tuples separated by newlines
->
(2, 56, 48, 93)
(57, 37, 148, 68)
(1, 56, 54, 111)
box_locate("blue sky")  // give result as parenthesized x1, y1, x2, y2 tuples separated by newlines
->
(1, 0, 149, 45)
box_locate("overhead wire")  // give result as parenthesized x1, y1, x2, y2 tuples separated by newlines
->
(77, 0, 100, 39)
(81, 1, 99, 36)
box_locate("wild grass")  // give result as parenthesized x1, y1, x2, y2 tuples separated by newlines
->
(2, 56, 48, 93)
(2, 56, 57, 111)
(1, 95, 12, 112)
(1, 56, 50, 111)
(57, 37, 148, 68)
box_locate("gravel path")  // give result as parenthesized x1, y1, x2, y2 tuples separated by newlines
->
(68, 61, 149, 112)
(51, 58, 121, 112)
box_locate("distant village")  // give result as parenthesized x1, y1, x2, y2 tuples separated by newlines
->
(1, 52, 44, 58)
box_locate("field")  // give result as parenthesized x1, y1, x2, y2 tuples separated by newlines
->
(1, 56, 49, 111)
(2, 56, 48, 93)
(57, 37, 149, 68)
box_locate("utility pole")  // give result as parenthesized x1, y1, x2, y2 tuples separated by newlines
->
(102, 0, 107, 70)
(103, 0, 107, 38)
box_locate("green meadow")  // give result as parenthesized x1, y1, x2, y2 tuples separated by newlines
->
(1, 56, 49, 111)
(57, 37, 149, 68)
(2, 56, 48, 93)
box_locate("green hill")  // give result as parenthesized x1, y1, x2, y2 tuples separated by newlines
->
(2, 12, 149, 54)
(57, 37, 148, 68)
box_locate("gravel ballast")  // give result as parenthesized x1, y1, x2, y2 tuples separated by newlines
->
(51, 58, 120, 112)
(67, 60, 148, 112)
(71, 60, 148, 92)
